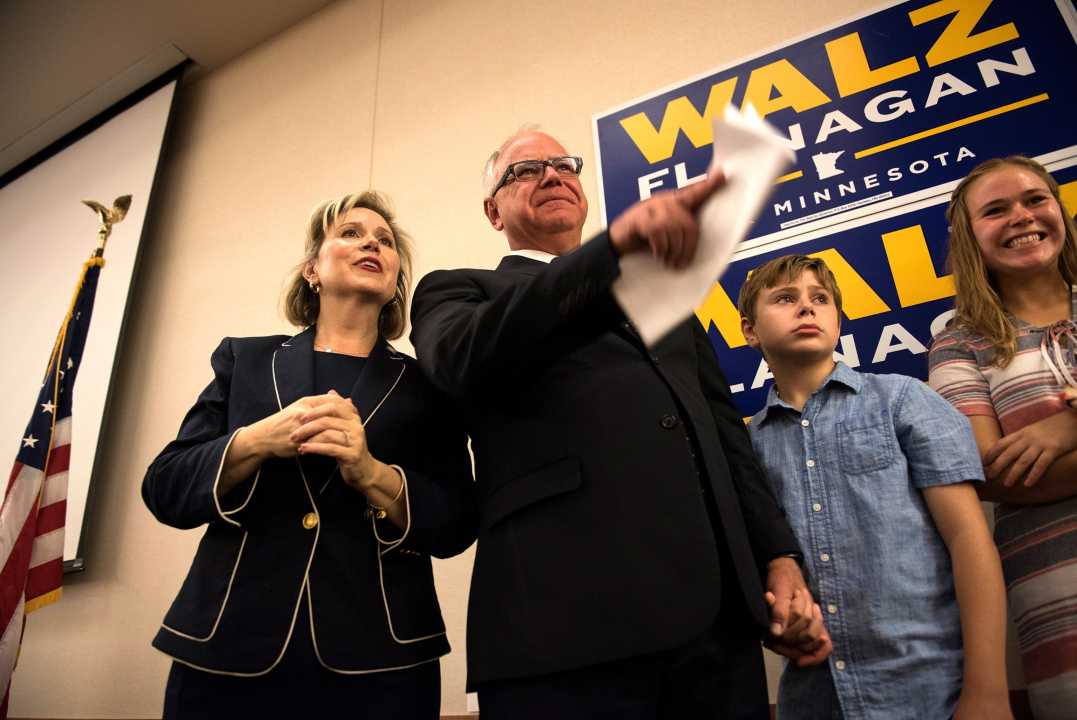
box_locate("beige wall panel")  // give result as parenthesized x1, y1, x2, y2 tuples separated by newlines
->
(372, 0, 879, 295)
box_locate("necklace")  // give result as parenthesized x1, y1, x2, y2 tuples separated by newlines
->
(314, 343, 371, 358)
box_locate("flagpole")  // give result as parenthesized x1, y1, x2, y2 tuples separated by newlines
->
(41, 196, 132, 399)
(0, 194, 132, 717)
(82, 194, 131, 257)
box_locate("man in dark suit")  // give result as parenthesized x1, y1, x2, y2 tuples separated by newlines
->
(410, 129, 830, 719)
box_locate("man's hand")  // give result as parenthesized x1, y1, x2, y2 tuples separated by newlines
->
(608, 170, 725, 269)
(764, 557, 832, 667)
(765, 557, 809, 637)
(764, 602, 833, 667)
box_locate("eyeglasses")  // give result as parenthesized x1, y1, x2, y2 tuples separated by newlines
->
(490, 156, 584, 196)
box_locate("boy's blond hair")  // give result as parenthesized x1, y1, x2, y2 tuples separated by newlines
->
(737, 254, 843, 324)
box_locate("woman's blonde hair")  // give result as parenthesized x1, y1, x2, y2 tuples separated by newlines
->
(945, 156, 1077, 367)
(283, 191, 414, 340)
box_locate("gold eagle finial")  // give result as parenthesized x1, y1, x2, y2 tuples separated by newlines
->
(81, 195, 132, 255)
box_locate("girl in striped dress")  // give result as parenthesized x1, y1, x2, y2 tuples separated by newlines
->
(928, 156, 1077, 719)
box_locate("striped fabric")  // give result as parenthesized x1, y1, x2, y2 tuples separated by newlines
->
(0, 254, 104, 717)
(928, 290, 1077, 719)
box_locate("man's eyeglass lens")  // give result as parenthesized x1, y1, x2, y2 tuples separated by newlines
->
(494, 156, 583, 195)
(512, 157, 582, 181)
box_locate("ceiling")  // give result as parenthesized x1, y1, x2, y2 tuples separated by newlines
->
(0, 0, 340, 177)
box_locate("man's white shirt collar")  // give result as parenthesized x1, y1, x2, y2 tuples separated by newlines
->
(506, 249, 557, 264)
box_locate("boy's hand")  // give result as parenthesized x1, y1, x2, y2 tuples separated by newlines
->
(953, 689, 1013, 720)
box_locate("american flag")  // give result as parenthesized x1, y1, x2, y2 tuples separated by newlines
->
(0, 252, 105, 716)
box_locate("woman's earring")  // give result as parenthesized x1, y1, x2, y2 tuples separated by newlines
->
(309, 280, 320, 294)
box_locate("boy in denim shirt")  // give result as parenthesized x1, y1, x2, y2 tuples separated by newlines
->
(737, 254, 1010, 719)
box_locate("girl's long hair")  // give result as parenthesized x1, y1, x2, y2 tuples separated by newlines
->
(945, 156, 1077, 366)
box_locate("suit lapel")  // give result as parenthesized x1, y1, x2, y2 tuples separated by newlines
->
(495, 254, 546, 277)
(270, 328, 404, 487)
(270, 327, 319, 487)
(271, 326, 316, 410)
(272, 328, 405, 427)
(349, 336, 406, 430)
(616, 317, 645, 349)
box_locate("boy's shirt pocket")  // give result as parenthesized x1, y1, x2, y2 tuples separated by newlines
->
(836, 418, 896, 475)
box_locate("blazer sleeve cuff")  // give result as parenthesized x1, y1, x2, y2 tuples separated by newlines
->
(213, 428, 261, 527)
(373, 464, 411, 552)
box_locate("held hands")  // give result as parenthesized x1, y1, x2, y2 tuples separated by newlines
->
(240, 391, 377, 487)
(764, 557, 832, 667)
(220, 392, 385, 503)
(236, 390, 397, 508)
(608, 170, 725, 269)
(242, 395, 325, 459)
(289, 390, 378, 489)
(984, 408, 1077, 487)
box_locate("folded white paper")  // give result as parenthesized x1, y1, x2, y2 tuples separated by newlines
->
(611, 104, 795, 346)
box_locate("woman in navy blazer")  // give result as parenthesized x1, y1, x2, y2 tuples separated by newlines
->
(143, 192, 475, 718)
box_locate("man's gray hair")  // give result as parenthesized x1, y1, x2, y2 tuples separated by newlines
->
(482, 123, 543, 197)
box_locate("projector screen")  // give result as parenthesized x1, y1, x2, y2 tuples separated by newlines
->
(0, 79, 177, 566)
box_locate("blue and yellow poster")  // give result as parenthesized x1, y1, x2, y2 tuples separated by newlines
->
(593, 0, 1077, 415)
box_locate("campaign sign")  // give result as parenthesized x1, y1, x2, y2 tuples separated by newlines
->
(592, 0, 1077, 416)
